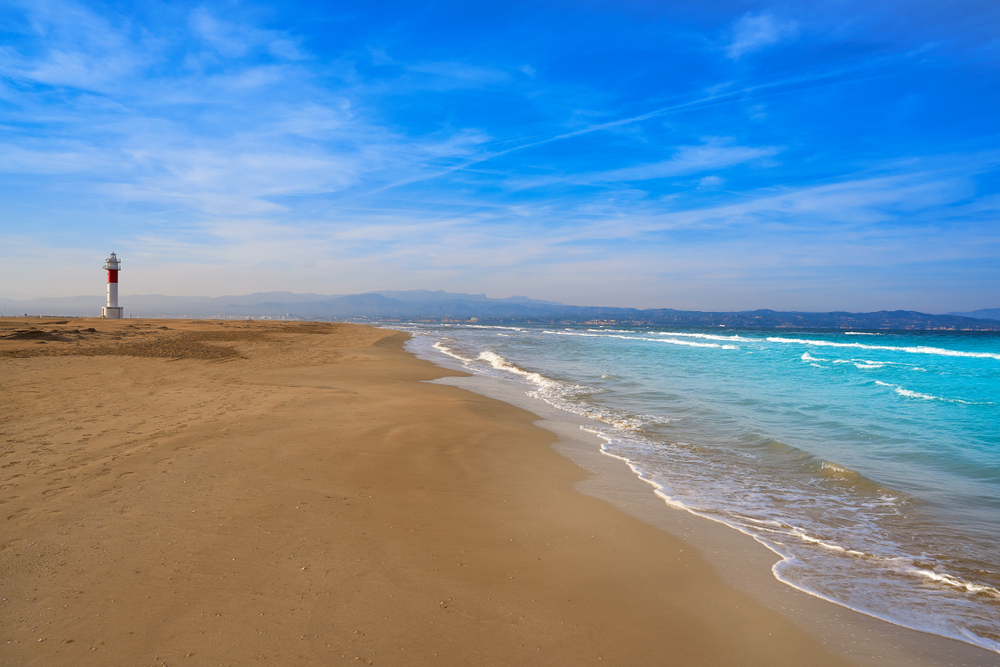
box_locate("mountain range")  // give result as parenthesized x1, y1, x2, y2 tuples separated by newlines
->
(2, 290, 998, 331)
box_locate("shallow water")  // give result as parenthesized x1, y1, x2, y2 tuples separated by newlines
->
(397, 323, 1000, 653)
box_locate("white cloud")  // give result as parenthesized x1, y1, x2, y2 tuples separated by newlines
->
(190, 7, 305, 60)
(0, 2, 504, 221)
(407, 61, 509, 83)
(0, 142, 109, 174)
(618, 171, 978, 237)
(590, 139, 780, 183)
(207, 65, 289, 90)
(268, 39, 304, 60)
(507, 138, 779, 190)
(0, 1, 150, 92)
(727, 13, 798, 60)
(1, 1, 997, 312)
(190, 8, 249, 57)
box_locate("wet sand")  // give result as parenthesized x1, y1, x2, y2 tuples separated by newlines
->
(0, 318, 879, 665)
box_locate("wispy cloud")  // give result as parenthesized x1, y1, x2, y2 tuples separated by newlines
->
(405, 60, 512, 85)
(0, 1, 501, 219)
(584, 139, 780, 184)
(0, 1, 150, 92)
(727, 12, 798, 60)
(0, 0, 997, 311)
(155, 154, 996, 273)
(190, 7, 305, 60)
(503, 138, 780, 190)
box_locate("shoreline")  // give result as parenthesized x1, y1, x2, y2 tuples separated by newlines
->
(1, 318, 995, 666)
(409, 338, 1000, 667)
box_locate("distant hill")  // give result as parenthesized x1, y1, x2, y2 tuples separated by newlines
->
(949, 308, 1000, 321)
(2, 291, 999, 331)
(371, 290, 562, 305)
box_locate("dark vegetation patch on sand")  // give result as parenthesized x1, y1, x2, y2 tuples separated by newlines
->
(0, 318, 339, 360)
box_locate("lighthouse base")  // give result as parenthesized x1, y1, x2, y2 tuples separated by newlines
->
(102, 306, 123, 319)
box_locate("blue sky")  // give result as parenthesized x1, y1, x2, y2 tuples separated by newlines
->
(1, 0, 998, 311)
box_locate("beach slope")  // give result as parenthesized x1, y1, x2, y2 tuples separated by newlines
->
(1, 318, 851, 666)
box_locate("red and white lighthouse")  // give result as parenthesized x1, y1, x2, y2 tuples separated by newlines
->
(102, 252, 123, 319)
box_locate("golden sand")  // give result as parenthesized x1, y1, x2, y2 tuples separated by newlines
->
(0, 318, 854, 666)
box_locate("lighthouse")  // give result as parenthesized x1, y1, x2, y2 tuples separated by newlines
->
(102, 252, 123, 319)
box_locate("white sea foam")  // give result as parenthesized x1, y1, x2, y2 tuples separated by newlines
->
(478, 350, 552, 387)
(432, 341, 475, 363)
(874, 380, 978, 404)
(589, 422, 1000, 653)
(656, 337, 739, 349)
(767, 337, 1000, 360)
(547, 330, 599, 337)
(817, 354, 900, 370)
(586, 328, 637, 333)
(911, 568, 1000, 598)
(586, 328, 753, 343)
(432, 342, 560, 391)
(767, 337, 1000, 361)
(652, 331, 754, 342)
(547, 330, 738, 349)
(459, 324, 529, 332)
(469, 349, 682, 430)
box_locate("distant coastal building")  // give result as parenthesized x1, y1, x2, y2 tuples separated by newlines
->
(102, 252, 123, 319)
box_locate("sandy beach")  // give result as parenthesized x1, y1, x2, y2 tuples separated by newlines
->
(0, 318, 984, 666)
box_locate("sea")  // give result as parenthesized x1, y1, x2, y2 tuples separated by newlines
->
(390, 322, 1000, 654)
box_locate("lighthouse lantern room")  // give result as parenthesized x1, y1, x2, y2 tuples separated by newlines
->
(102, 252, 123, 319)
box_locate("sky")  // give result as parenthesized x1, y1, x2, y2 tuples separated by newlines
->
(1, 0, 998, 312)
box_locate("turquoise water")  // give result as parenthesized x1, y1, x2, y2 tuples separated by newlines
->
(399, 323, 1000, 653)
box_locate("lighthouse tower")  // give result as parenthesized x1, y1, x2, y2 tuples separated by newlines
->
(102, 252, 123, 319)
